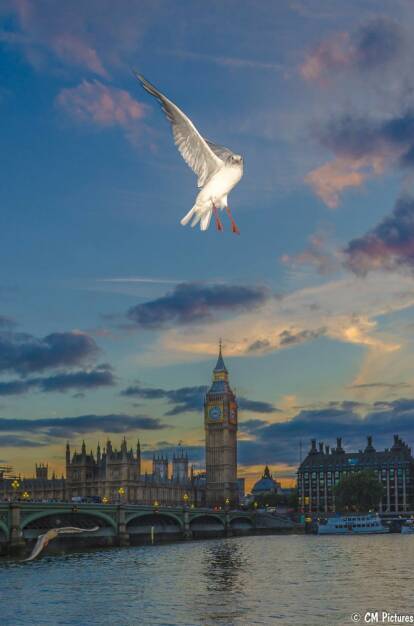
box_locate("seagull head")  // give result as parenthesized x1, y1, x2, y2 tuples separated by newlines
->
(227, 154, 243, 166)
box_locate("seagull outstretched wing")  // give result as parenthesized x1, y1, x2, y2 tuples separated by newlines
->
(134, 72, 223, 188)
(24, 526, 99, 562)
(205, 139, 235, 161)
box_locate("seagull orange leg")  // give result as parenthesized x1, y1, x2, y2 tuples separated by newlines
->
(226, 206, 240, 235)
(213, 204, 224, 232)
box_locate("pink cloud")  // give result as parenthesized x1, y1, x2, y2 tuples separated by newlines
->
(57, 80, 145, 128)
(344, 196, 414, 276)
(300, 18, 403, 84)
(305, 158, 368, 208)
(1, 0, 108, 75)
(281, 233, 339, 275)
(1, 0, 158, 75)
(304, 154, 391, 208)
(51, 34, 107, 77)
(300, 32, 352, 84)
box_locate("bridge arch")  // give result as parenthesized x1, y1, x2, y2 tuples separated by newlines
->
(189, 513, 224, 525)
(189, 514, 225, 536)
(229, 516, 254, 529)
(127, 511, 183, 529)
(21, 509, 117, 532)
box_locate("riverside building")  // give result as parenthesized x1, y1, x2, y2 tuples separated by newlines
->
(297, 435, 414, 515)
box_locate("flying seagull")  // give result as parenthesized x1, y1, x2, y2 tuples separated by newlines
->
(134, 72, 243, 234)
(24, 526, 99, 562)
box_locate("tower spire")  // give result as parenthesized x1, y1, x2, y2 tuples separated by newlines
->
(213, 339, 228, 376)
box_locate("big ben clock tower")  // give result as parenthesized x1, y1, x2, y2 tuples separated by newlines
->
(204, 342, 238, 507)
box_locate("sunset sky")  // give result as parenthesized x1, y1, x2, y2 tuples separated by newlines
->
(1, 0, 414, 490)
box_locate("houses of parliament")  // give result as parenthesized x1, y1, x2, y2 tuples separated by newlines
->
(0, 346, 240, 507)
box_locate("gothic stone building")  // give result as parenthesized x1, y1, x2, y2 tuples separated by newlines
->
(0, 463, 66, 501)
(65, 439, 196, 505)
(204, 345, 239, 507)
(298, 435, 414, 514)
(0, 446, 197, 505)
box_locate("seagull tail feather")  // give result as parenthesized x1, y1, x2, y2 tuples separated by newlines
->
(200, 209, 212, 231)
(180, 206, 197, 226)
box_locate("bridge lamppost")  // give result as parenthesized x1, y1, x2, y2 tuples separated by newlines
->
(225, 497, 230, 511)
(11, 479, 20, 501)
(182, 493, 191, 539)
(118, 486, 125, 504)
(102, 496, 109, 504)
(22, 491, 30, 501)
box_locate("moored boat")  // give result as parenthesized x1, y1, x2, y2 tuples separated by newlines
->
(317, 513, 389, 535)
(401, 519, 414, 534)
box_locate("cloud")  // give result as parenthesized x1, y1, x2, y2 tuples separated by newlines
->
(247, 339, 271, 353)
(318, 113, 414, 163)
(121, 383, 207, 416)
(238, 399, 280, 414)
(127, 283, 270, 329)
(300, 17, 404, 83)
(37, 366, 115, 393)
(0, 365, 115, 396)
(0, 0, 107, 75)
(0, 380, 33, 396)
(0, 329, 99, 375)
(281, 233, 340, 274)
(0, 435, 49, 448)
(300, 16, 414, 207)
(165, 50, 284, 72)
(56, 80, 145, 131)
(235, 396, 414, 466)
(306, 110, 414, 207)
(0, 316, 16, 329)
(300, 31, 352, 83)
(121, 383, 280, 415)
(0, 0, 159, 75)
(0, 413, 167, 439)
(238, 418, 269, 434)
(352, 17, 404, 70)
(349, 381, 409, 390)
(147, 271, 414, 366)
(279, 327, 326, 346)
(141, 443, 205, 464)
(51, 33, 107, 77)
(246, 327, 326, 355)
(344, 196, 414, 275)
(304, 156, 379, 209)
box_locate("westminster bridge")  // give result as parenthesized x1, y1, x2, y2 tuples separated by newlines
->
(0, 501, 295, 555)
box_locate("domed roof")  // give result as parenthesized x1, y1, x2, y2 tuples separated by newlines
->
(252, 466, 279, 494)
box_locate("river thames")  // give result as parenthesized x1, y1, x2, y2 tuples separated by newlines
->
(1, 534, 414, 626)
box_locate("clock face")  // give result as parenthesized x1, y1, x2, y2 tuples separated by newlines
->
(209, 405, 222, 420)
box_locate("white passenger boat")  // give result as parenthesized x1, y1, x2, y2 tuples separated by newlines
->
(317, 513, 389, 535)
(401, 519, 414, 534)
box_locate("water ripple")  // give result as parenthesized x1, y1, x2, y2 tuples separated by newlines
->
(1, 535, 414, 625)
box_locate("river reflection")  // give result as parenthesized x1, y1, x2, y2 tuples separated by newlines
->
(1, 534, 414, 626)
(203, 540, 246, 591)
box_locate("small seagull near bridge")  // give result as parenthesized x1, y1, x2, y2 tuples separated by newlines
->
(134, 72, 244, 234)
(24, 526, 99, 562)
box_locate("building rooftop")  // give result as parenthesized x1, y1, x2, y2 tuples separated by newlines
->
(252, 466, 280, 494)
(298, 435, 413, 471)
